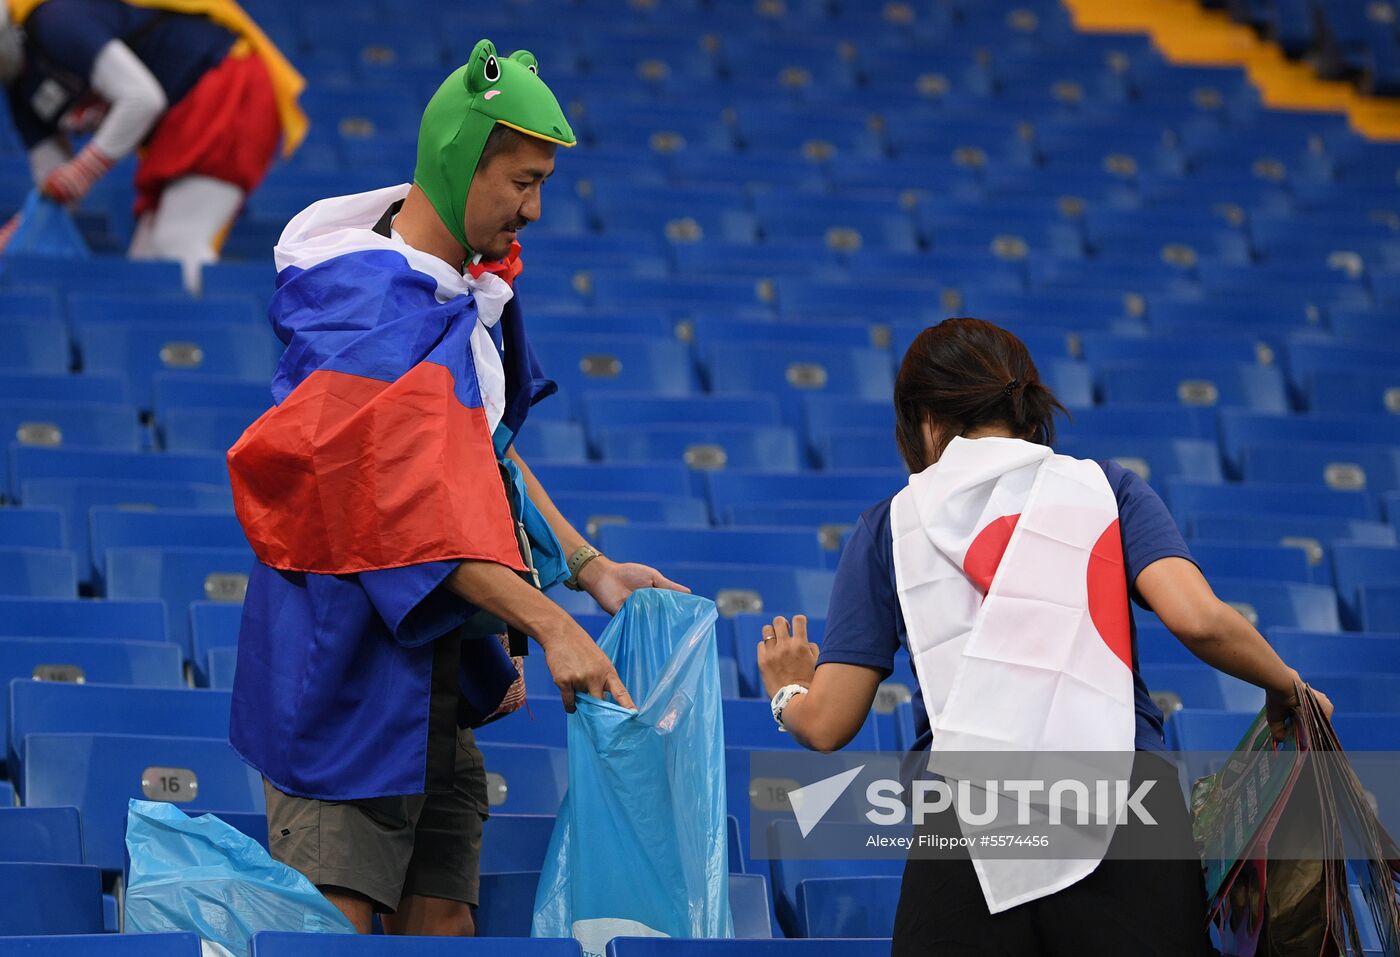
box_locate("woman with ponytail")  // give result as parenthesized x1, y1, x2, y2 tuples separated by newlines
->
(756, 317, 1331, 955)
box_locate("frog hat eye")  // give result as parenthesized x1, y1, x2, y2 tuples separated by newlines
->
(483, 54, 500, 82)
(509, 50, 539, 75)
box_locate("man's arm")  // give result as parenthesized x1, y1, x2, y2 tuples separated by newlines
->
(444, 558, 635, 712)
(506, 447, 689, 613)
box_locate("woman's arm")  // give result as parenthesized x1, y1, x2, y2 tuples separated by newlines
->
(1136, 556, 1333, 739)
(756, 615, 883, 752)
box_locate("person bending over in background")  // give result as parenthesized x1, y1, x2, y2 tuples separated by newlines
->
(0, 0, 305, 289)
(226, 40, 685, 938)
(756, 317, 1333, 957)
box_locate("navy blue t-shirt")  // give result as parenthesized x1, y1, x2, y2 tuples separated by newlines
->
(817, 458, 1196, 753)
(8, 0, 234, 147)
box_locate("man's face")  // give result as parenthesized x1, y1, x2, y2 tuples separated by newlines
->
(463, 134, 556, 261)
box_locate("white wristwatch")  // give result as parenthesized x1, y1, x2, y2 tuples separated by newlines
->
(770, 683, 810, 732)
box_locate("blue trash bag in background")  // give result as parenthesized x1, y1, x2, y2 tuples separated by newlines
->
(532, 588, 733, 953)
(4, 190, 90, 258)
(124, 800, 355, 955)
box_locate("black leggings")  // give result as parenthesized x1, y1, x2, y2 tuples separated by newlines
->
(891, 752, 1218, 957)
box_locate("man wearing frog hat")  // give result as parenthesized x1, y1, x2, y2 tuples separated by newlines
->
(226, 40, 688, 936)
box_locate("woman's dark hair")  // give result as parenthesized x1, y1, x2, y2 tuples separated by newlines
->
(894, 317, 1069, 473)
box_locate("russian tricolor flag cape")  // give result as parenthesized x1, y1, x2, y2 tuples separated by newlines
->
(891, 436, 1137, 913)
(228, 183, 555, 575)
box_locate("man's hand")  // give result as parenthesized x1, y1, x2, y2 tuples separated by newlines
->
(757, 615, 819, 699)
(41, 143, 113, 205)
(1266, 670, 1335, 742)
(578, 555, 689, 615)
(542, 618, 636, 713)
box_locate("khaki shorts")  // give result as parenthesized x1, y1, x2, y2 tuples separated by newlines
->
(264, 727, 490, 913)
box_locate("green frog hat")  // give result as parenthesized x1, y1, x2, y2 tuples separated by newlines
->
(415, 38, 576, 255)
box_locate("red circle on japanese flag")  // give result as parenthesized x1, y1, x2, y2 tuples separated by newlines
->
(963, 514, 1021, 596)
(1087, 519, 1133, 669)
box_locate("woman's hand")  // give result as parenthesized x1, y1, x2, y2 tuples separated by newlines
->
(579, 555, 689, 615)
(757, 615, 819, 699)
(1266, 670, 1335, 742)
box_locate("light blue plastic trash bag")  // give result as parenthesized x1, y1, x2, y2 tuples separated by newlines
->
(5, 190, 90, 258)
(532, 588, 733, 953)
(124, 799, 355, 955)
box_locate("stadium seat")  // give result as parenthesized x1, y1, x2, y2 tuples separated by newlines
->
(526, 463, 693, 499)
(104, 547, 254, 660)
(1056, 404, 1219, 442)
(20, 479, 233, 568)
(476, 697, 568, 749)
(1241, 442, 1400, 495)
(1140, 663, 1265, 714)
(596, 525, 826, 571)
(251, 932, 581, 955)
(582, 395, 785, 451)
(598, 426, 802, 473)
(1267, 629, 1400, 673)
(820, 430, 906, 471)
(0, 319, 69, 375)
(531, 335, 699, 402)
(1188, 512, 1395, 586)
(705, 344, 895, 424)
(0, 862, 104, 935)
(476, 743, 569, 815)
(0, 639, 184, 763)
(0, 255, 183, 294)
(0, 401, 141, 452)
(9, 682, 231, 778)
(0, 373, 130, 406)
(0, 507, 64, 550)
(767, 820, 903, 937)
(1188, 542, 1314, 584)
(706, 471, 905, 525)
(0, 934, 202, 955)
(1096, 361, 1288, 413)
(1283, 340, 1400, 405)
(207, 647, 238, 690)
(1331, 544, 1400, 628)
(10, 448, 230, 503)
(802, 397, 895, 468)
(68, 293, 259, 327)
(0, 806, 83, 864)
(21, 733, 263, 872)
(799, 876, 902, 939)
(508, 421, 589, 464)
(1217, 411, 1400, 477)
(0, 597, 167, 643)
(478, 814, 556, 875)
(1055, 436, 1223, 485)
(1165, 480, 1376, 525)
(549, 494, 711, 544)
(89, 509, 248, 590)
(151, 375, 271, 416)
(1360, 584, 1400, 632)
(730, 872, 777, 938)
(662, 565, 836, 622)
(160, 407, 264, 454)
(0, 549, 77, 598)
(1305, 369, 1400, 416)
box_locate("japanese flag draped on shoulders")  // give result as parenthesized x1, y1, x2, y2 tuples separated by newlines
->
(891, 435, 1138, 913)
(228, 182, 552, 575)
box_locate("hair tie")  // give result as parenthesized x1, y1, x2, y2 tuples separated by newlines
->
(1004, 378, 1020, 396)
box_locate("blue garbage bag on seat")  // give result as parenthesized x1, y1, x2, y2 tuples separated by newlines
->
(124, 799, 355, 955)
(5, 190, 90, 258)
(532, 589, 733, 953)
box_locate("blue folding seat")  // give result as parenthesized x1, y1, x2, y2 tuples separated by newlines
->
(549, 494, 711, 543)
(201, 261, 276, 303)
(607, 939, 892, 957)
(958, 287, 1137, 331)
(582, 395, 783, 448)
(1140, 663, 1265, 713)
(8, 934, 205, 954)
(526, 462, 693, 500)
(822, 431, 906, 471)
(159, 407, 261, 453)
(1285, 340, 1400, 405)
(22, 733, 262, 872)
(1218, 411, 1400, 477)
(1188, 543, 1313, 584)
(0, 401, 141, 452)
(89, 508, 245, 587)
(598, 426, 801, 473)
(0, 779, 11, 804)
(775, 278, 940, 323)
(525, 312, 677, 341)
(9, 682, 232, 779)
(768, 821, 903, 937)
(0, 862, 104, 935)
(1165, 708, 1258, 752)
(1241, 443, 1400, 495)
(0, 507, 64, 550)
(1266, 629, 1400, 674)
(1305, 673, 1400, 711)
(0, 806, 82, 863)
(1198, 261, 1370, 307)
(672, 240, 835, 279)
(11, 448, 229, 502)
(755, 196, 918, 254)
(1055, 436, 1222, 485)
(151, 375, 271, 416)
(802, 397, 894, 468)
(1165, 479, 1375, 525)
(1188, 513, 1394, 586)
(74, 320, 278, 408)
(207, 646, 238, 690)
(598, 525, 826, 571)
(0, 549, 76, 599)
(0, 319, 70, 374)
(0, 596, 166, 642)
(252, 932, 579, 955)
(1306, 369, 1400, 416)
(476, 743, 568, 815)
(1201, 579, 1341, 633)
(0, 289, 61, 323)
(67, 293, 259, 327)
(1360, 584, 1400, 632)
(1143, 295, 1322, 337)
(509, 420, 589, 465)
(1079, 331, 1265, 368)
(531, 335, 697, 402)
(1331, 544, 1400, 628)
(1327, 306, 1399, 344)
(476, 695, 569, 749)
(706, 470, 907, 524)
(690, 317, 877, 354)
(589, 275, 773, 313)
(729, 872, 777, 937)
(592, 195, 757, 244)
(105, 547, 253, 659)
(725, 502, 868, 538)
(1096, 361, 1287, 413)
(0, 255, 183, 295)
(0, 638, 182, 759)
(706, 343, 894, 424)
(478, 813, 556, 874)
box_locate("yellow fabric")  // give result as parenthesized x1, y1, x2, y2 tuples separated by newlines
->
(11, 0, 307, 155)
(1062, 0, 1400, 141)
